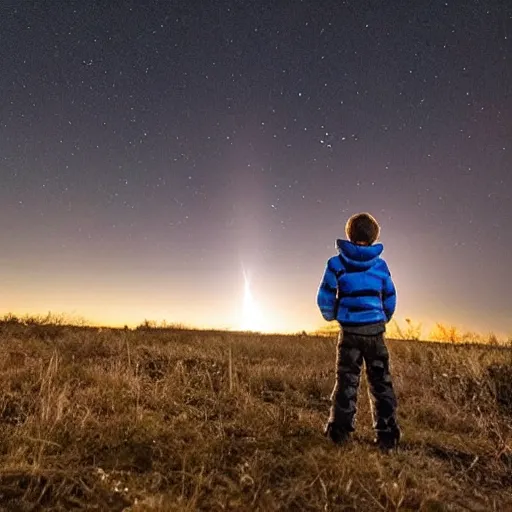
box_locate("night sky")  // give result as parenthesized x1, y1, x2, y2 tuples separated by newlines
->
(1, 1, 511, 335)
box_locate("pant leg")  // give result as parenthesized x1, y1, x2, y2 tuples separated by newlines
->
(329, 332, 364, 432)
(363, 333, 399, 434)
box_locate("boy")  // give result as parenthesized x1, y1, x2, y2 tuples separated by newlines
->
(317, 212, 400, 451)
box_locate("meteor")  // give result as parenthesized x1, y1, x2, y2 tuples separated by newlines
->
(241, 269, 265, 332)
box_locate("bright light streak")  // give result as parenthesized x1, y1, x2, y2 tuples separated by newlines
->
(241, 269, 267, 332)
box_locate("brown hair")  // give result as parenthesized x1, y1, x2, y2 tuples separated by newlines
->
(345, 212, 380, 245)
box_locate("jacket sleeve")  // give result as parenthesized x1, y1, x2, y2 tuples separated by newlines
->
(382, 265, 397, 322)
(317, 260, 338, 321)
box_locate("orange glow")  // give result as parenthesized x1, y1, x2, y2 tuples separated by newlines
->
(240, 270, 283, 333)
(2, 264, 510, 339)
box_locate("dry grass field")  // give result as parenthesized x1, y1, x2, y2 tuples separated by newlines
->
(0, 318, 511, 511)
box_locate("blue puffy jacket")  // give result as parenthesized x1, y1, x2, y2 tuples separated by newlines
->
(317, 239, 396, 326)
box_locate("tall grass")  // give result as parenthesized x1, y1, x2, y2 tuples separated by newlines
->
(0, 318, 510, 510)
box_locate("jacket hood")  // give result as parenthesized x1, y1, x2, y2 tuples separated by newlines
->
(336, 239, 383, 271)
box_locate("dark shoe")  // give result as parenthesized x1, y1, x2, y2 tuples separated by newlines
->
(375, 428, 401, 453)
(324, 423, 351, 445)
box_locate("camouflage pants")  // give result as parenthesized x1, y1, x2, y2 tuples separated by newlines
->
(329, 331, 399, 434)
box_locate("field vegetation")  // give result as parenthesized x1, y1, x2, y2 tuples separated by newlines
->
(0, 314, 511, 510)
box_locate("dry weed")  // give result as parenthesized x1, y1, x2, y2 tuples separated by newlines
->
(0, 322, 510, 510)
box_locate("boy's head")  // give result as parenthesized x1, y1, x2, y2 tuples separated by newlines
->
(345, 212, 380, 245)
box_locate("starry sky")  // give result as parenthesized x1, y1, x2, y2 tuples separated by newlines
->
(1, 1, 511, 335)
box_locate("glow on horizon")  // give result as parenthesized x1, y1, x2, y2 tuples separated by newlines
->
(3, 270, 509, 337)
(2, 304, 510, 339)
(240, 269, 277, 333)
(241, 270, 263, 331)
